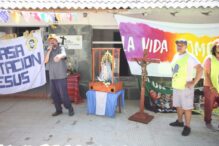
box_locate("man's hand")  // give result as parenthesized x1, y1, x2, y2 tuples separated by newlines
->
(53, 54, 62, 62)
(44, 46, 53, 64)
(47, 45, 53, 52)
(186, 64, 203, 89)
(185, 81, 195, 88)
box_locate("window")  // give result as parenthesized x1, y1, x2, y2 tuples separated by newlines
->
(14, 27, 40, 36)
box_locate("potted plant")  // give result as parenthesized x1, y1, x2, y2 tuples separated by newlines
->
(66, 56, 76, 76)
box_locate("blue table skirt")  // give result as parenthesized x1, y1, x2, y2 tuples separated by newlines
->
(86, 89, 125, 117)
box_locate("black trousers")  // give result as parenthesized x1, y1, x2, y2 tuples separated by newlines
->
(50, 79, 73, 112)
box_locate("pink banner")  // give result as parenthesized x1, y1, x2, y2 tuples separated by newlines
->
(119, 22, 219, 63)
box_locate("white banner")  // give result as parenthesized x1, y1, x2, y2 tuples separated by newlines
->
(0, 32, 46, 94)
(115, 15, 219, 77)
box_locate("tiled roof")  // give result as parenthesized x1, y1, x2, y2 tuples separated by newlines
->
(0, 0, 219, 10)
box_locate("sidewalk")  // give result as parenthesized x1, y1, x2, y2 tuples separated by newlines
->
(0, 97, 218, 146)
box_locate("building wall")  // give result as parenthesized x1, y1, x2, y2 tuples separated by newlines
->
(128, 8, 219, 24)
(1, 7, 219, 98)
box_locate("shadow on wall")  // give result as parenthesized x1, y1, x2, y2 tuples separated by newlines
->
(78, 60, 91, 81)
(78, 60, 91, 98)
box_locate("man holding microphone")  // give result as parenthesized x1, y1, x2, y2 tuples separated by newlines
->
(44, 34, 74, 116)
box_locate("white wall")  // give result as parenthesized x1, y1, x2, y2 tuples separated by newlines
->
(129, 8, 219, 24)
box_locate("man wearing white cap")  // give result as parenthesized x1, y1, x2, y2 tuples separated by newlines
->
(45, 34, 74, 116)
(170, 39, 203, 136)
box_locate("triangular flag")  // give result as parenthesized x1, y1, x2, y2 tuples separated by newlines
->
(0, 9, 9, 23)
(33, 12, 41, 21)
(72, 13, 78, 22)
(11, 11, 21, 23)
(21, 11, 31, 22)
(40, 13, 48, 22)
(55, 13, 62, 22)
(47, 12, 55, 23)
(67, 13, 73, 21)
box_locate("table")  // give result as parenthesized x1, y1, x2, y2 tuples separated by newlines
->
(67, 73, 83, 104)
(86, 89, 125, 117)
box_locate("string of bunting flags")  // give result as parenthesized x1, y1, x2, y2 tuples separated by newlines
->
(0, 9, 79, 23)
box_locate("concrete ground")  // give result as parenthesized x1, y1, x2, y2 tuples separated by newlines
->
(0, 97, 218, 146)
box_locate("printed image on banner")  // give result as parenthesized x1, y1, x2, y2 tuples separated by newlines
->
(144, 77, 204, 113)
(0, 31, 46, 94)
